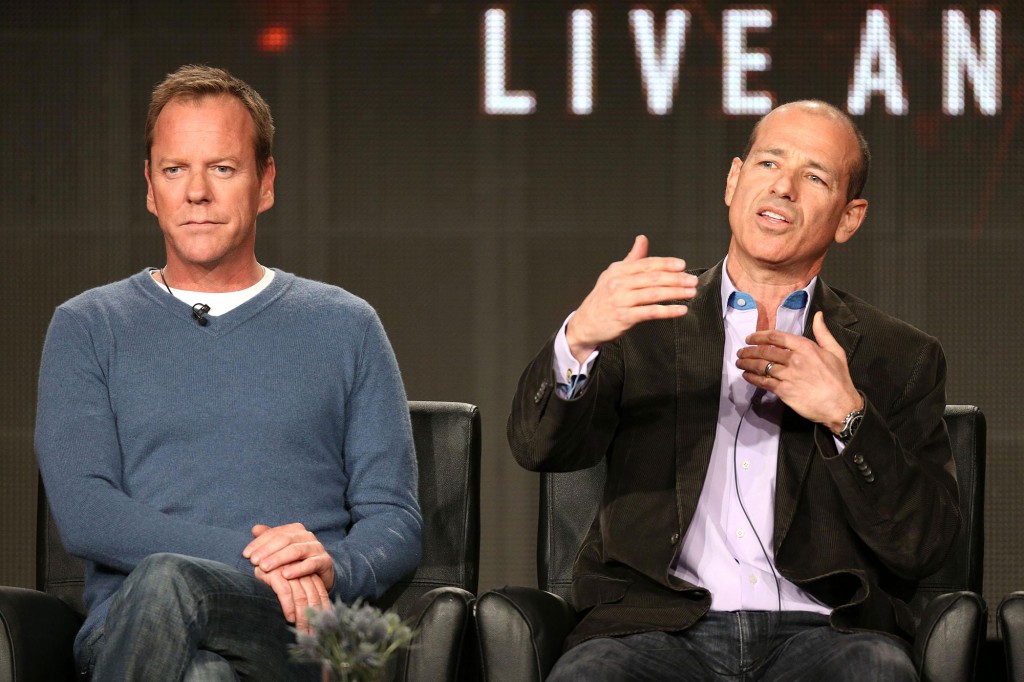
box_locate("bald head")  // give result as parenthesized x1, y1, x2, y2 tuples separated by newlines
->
(742, 101, 870, 201)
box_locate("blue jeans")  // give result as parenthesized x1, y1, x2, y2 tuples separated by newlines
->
(548, 611, 916, 682)
(81, 553, 321, 681)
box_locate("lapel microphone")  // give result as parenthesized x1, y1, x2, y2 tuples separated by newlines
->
(191, 302, 211, 326)
(155, 269, 211, 327)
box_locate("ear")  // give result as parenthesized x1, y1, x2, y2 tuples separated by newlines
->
(144, 160, 157, 217)
(258, 157, 276, 214)
(834, 198, 868, 244)
(724, 157, 743, 207)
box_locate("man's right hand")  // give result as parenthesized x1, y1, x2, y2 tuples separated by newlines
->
(255, 566, 331, 635)
(566, 235, 698, 363)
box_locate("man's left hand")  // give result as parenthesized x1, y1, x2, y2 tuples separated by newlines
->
(255, 566, 331, 634)
(243, 522, 336, 591)
(736, 311, 863, 433)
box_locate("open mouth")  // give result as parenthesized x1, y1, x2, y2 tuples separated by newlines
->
(758, 209, 790, 224)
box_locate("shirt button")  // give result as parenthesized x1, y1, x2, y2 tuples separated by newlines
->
(749, 575, 758, 584)
(736, 529, 745, 538)
(670, 533, 680, 544)
(742, 460, 751, 470)
(737, 299, 747, 307)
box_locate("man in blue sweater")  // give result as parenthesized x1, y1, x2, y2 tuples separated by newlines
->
(34, 64, 423, 680)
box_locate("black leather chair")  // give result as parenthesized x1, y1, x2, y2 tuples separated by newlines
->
(0, 400, 481, 682)
(476, 405, 986, 682)
(999, 591, 1024, 681)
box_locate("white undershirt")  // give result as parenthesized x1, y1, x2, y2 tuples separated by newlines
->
(150, 267, 275, 316)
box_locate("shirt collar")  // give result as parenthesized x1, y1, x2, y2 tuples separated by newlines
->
(719, 256, 817, 317)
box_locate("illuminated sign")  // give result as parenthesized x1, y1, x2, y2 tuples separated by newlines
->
(482, 6, 1002, 116)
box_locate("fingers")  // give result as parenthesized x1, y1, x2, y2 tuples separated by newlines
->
(253, 537, 319, 573)
(256, 567, 296, 624)
(613, 256, 689, 276)
(291, 575, 322, 634)
(568, 237, 696, 355)
(245, 522, 336, 591)
(734, 313, 861, 427)
(292, 575, 331, 634)
(743, 328, 804, 350)
(313, 574, 331, 610)
(281, 553, 331, 580)
(811, 311, 844, 360)
(624, 234, 649, 261)
(256, 568, 331, 634)
(244, 522, 310, 563)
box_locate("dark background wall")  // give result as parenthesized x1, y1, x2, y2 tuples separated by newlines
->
(2, 0, 1020, 636)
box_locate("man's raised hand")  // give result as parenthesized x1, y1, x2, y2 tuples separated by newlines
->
(565, 235, 697, 363)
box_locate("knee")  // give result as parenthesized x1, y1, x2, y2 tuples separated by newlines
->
(129, 553, 202, 590)
(114, 553, 209, 613)
(547, 638, 639, 682)
(828, 636, 916, 681)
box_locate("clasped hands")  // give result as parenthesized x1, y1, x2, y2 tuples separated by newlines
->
(566, 235, 861, 432)
(242, 522, 335, 634)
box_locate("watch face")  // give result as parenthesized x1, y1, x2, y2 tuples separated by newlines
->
(840, 412, 863, 442)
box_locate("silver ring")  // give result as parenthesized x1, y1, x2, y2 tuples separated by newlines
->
(763, 361, 775, 379)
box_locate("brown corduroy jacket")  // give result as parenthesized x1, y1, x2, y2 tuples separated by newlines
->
(508, 261, 960, 649)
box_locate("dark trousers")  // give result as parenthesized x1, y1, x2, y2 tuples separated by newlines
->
(81, 553, 320, 681)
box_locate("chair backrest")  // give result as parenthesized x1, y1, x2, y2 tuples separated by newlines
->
(379, 401, 481, 614)
(908, 405, 985, 612)
(538, 405, 985, 619)
(37, 401, 481, 621)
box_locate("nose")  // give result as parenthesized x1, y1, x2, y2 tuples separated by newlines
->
(769, 171, 796, 201)
(186, 170, 212, 204)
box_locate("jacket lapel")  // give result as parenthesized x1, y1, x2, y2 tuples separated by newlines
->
(773, 278, 861, 549)
(674, 262, 727, 529)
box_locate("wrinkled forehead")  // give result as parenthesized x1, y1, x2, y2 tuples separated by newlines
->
(752, 106, 858, 175)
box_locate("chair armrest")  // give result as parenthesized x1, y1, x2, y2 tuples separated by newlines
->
(999, 591, 1024, 682)
(912, 590, 986, 682)
(475, 586, 579, 682)
(0, 586, 83, 681)
(394, 586, 475, 682)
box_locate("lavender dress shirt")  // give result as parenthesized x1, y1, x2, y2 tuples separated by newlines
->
(553, 260, 832, 614)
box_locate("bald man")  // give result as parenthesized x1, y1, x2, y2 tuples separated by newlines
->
(507, 101, 958, 681)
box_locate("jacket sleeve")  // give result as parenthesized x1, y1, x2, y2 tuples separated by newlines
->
(507, 332, 625, 473)
(817, 336, 960, 579)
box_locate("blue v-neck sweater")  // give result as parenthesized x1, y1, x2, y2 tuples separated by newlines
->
(35, 269, 422, 656)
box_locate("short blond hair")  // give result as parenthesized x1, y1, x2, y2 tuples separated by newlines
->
(146, 64, 274, 178)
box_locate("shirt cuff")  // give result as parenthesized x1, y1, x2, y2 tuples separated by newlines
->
(554, 312, 600, 398)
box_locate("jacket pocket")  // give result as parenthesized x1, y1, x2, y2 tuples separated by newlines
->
(571, 573, 630, 611)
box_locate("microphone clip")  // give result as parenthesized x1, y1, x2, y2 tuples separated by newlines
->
(192, 302, 211, 326)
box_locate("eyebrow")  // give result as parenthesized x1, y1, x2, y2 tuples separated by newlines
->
(155, 155, 243, 167)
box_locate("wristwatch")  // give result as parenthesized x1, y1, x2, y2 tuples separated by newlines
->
(837, 406, 864, 443)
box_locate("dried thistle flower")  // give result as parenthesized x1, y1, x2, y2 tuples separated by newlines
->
(289, 598, 417, 682)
